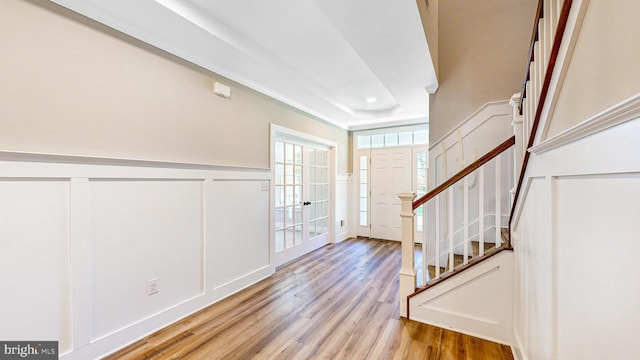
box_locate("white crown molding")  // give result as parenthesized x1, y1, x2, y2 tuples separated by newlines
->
(529, 93, 640, 155)
(347, 116, 428, 131)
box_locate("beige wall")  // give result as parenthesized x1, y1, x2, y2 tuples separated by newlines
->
(428, 0, 537, 142)
(416, 0, 439, 78)
(546, 0, 640, 138)
(0, 0, 349, 172)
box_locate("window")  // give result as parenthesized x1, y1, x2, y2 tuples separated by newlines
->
(356, 129, 429, 149)
(359, 155, 368, 227)
(414, 130, 428, 145)
(384, 133, 398, 147)
(371, 134, 384, 148)
(415, 151, 427, 232)
(357, 136, 371, 149)
(398, 131, 413, 146)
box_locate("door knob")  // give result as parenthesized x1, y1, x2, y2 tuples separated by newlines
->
(303, 201, 311, 206)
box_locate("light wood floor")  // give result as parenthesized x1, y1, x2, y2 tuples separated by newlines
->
(105, 238, 513, 360)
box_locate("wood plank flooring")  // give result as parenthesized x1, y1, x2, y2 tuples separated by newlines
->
(104, 238, 513, 360)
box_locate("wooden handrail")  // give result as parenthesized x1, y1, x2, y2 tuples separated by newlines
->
(509, 0, 573, 226)
(412, 136, 515, 210)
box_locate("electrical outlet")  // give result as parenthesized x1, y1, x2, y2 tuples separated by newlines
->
(147, 278, 159, 296)
(261, 181, 269, 191)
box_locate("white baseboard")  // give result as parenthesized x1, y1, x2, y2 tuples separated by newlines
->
(64, 265, 274, 360)
(336, 230, 351, 243)
(511, 331, 526, 360)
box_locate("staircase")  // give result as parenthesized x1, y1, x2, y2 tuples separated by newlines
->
(399, 0, 574, 345)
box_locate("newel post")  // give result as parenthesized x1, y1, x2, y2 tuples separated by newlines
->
(398, 192, 416, 318)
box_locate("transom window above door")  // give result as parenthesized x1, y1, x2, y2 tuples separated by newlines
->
(356, 129, 428, 149)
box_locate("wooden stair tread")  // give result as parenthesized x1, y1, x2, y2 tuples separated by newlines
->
(470, 241, 496, 257)
(501, 227, 510, 245)
(427, 265, 446, 281)
(447, 253, 471, 270)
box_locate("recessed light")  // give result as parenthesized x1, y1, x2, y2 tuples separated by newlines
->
(366, 97, 378, 103)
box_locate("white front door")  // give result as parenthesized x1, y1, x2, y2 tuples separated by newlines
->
(370, 147, 412, 240)
(274, 140, 331, 266)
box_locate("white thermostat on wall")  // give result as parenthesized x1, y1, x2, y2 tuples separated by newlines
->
(213, 82, 231, 98)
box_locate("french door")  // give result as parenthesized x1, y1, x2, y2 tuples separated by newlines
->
(274, 139, 330, 266)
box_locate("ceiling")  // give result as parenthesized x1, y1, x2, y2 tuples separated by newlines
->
(51, 0, 438, 130)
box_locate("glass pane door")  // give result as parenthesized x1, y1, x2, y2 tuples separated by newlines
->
(274, 140, 331, 266)
(275, 141, 303, 252)
(308, 148, 329, 240)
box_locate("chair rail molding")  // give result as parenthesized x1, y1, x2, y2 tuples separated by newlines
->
(530, 93, 640, 154)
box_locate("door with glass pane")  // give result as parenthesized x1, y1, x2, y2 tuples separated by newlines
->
(355, 129, 429, 239)
(370, 146, 412, 240)
(413, 147, 428, 243)
(274, 140, 330, 266)
(356, 145, 428, 241)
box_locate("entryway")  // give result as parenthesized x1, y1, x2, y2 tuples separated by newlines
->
(354, 128, 428, 241)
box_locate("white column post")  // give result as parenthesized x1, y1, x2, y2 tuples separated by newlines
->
(398, 192, 416, 318)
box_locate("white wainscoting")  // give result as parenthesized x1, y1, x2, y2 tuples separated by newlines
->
(429, 100, 513, 188)
(0, 156, 272, 360)
(90, 179, 205, 340)
(409, 250, 514, 344)
(511, 116, 640, 360)
(0, 180, 72, 352)
(210, 179, 270, 291)
(511, 177, 552, 360)
(335, 173, 351, 242)
(554, 174, 640, 360)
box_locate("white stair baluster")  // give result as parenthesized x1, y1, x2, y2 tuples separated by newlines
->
(543, 3, 551, 68)
(421, 204, 427, 287)
(463, 176, 469, 264)
(435, 195, 441, 279)
(479, 166, 485, 256)
(495, 156, 502, 247)
(530, 59, 537, 121)
(557, 0, 562, 28)
(448, 186, 454, 271)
